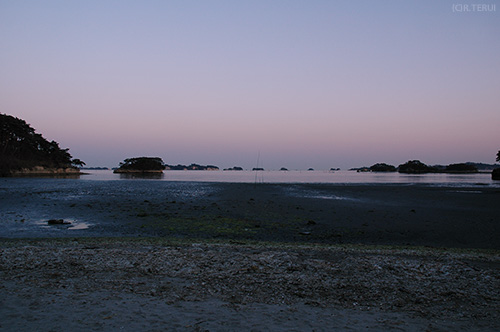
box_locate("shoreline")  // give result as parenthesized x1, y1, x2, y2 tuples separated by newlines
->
(2, 166, 83, 177)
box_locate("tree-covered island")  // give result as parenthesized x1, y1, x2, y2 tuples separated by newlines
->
(113, 157, 166, 173)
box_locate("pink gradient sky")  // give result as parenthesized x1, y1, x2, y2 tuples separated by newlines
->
(1, 1, 499, 169)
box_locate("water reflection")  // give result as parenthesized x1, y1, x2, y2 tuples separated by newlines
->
(118, 173, 165, 180)
(80, 170, 498, 186)
(13, 174, 82, 179)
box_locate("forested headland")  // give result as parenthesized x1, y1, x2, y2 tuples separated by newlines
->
(0, 113, 84, 176)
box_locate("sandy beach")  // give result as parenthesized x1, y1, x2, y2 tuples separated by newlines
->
(1, 181, 499, 330)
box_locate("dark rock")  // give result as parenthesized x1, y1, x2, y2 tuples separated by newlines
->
(47, 219, 71, 225)
(492, 168, 500, 180)
(280, 167, 288, 171)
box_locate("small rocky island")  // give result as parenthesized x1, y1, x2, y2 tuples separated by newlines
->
(224, 166, 243, 171)
(0, 113, 84, 177)
(165, 163, 219, 171)
(350, 160, 490, 174)
(369, 163, 397, 172)
(113, 157, 166, 173)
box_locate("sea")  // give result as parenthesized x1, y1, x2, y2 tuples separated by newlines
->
(80, 169, 499, 187)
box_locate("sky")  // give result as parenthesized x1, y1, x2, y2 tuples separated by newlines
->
(1, 0, 499, 169)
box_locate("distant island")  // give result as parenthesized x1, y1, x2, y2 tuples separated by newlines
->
(369, 163, 397, 172)
(0, 113, 84, 176)
(113, 159, 220, 173)
(113, 157, 165, 173)
(166, 164, 219, 171)
(350, 160, 499, 174)
(224, 166, 243, 171)
(398, 161, 480, 174)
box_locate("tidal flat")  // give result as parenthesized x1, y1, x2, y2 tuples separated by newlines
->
(1, 181, 499, 249)
(1, 181, 499, 330)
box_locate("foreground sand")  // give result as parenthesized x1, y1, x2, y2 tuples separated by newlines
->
(1, 238, 499, 331)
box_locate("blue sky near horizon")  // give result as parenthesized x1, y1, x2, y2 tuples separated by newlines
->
(1, 1, 499, 169)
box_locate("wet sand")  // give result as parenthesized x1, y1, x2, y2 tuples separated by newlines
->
(1, 182, 499, 249)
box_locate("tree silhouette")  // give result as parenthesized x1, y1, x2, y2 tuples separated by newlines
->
(497, 150, 500, 163)
(71, 159, 86, 167)
(1, 113, 81, 174)
(115, 157, 165, 171)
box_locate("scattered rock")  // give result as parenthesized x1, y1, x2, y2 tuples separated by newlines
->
(47, 219, 71, 225)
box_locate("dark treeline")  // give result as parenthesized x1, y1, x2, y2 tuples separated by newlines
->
(0, 113, 83, 175)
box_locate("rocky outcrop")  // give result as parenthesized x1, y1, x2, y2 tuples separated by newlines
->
(492, 168, 500, 180)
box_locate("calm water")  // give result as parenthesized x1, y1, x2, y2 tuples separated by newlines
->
(80, 170, 499, 187)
